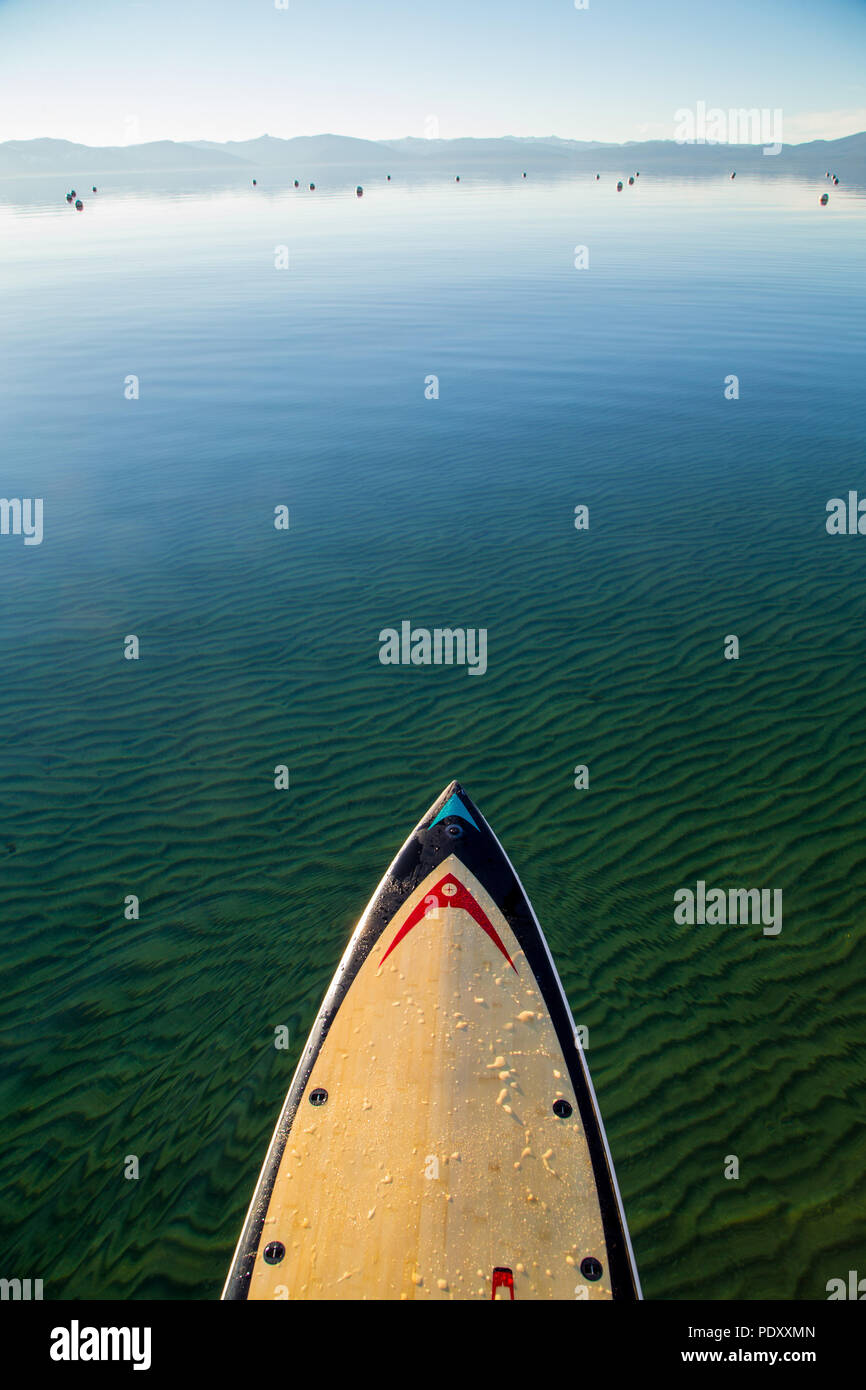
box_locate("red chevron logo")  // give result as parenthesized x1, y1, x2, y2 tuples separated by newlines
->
(380, 872, 518, 973)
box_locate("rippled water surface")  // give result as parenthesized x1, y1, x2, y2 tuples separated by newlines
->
(1, 170, 864, 1298)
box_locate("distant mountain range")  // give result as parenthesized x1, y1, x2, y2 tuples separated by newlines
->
(2, 131, 864, 181)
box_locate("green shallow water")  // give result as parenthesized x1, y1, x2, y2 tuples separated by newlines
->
(0, 173, 864, 1298)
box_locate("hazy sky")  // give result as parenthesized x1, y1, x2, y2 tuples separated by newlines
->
(1, 0, 865, 146)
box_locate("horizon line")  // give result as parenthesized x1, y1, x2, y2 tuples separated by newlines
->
(3, 129, 866, 151)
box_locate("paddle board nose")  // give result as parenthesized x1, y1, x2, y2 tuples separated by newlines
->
(222, 782, 641, 1301)
(426, 782, 480, 830)
(388, 781, 503, 886)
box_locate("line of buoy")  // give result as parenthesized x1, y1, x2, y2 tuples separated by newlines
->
(61, 159, 656, 219)
(103, 156, 840, 216)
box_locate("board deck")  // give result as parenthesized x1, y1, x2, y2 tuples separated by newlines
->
(222, 782, 641, 1301)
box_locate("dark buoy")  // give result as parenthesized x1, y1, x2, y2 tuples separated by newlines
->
(70, 189, 76, 197)
(635, 171, 640, 178)
(820, 193, 829, 205)
(75, 199, 83, 210)
(92, 185, 97, 193)
(294, 179, 299, 187)
(595, 173, 600, 180)
(833, 176, 839, 185)
(455, 175, 460, 182)
(252, 179, 257, 186)
(356, 185, 363, 197)
(309, 182, 315, 190)
(522, 171, 526, 178)
(66, 193, 73, 203)
(387, 174, 391, 181)
(731, 171, 736, 179)
(616, 180, 623, 191)
(628, 176, 634, 185)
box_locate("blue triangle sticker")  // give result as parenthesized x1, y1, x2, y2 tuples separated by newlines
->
(430, 793, 479, 830)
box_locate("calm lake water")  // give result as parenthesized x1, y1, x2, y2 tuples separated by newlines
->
(1, 169, 864, 1299)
